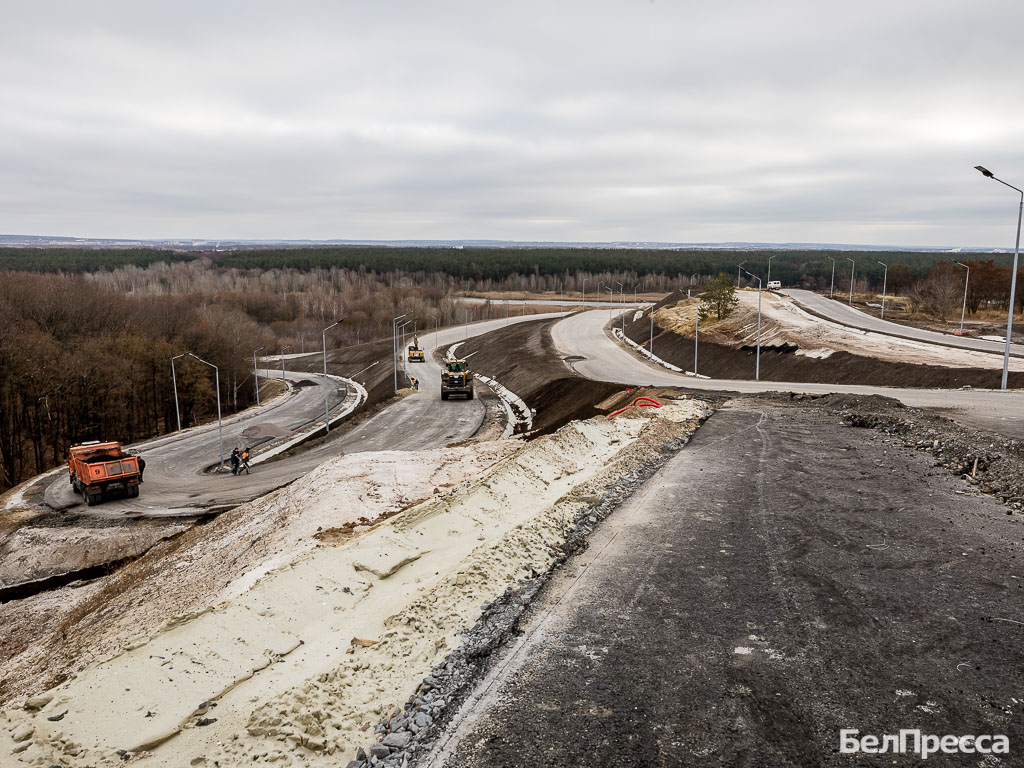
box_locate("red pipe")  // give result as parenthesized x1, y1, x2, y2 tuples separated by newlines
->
(607, 396, 662, 418)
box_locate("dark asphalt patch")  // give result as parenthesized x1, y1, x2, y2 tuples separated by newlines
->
(434, 399, 1024, 767)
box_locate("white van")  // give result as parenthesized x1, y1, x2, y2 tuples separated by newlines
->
(767, 280, 782, 291)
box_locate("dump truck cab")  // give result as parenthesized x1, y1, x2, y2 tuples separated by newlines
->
(407, 336, 425, 363)
(68, 441, 141, 506)
(441, 359, 474, 400)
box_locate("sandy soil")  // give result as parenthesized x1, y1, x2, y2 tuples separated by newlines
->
(0, 443, 520, 708)
(0, 400, 708, 767)
(661, 290, 1024, 372)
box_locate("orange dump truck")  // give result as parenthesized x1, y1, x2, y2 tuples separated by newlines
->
(68, 441, 141, 506)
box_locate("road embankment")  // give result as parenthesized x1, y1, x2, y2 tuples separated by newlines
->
(624, 290, 1024, 389)
(0, 397, 710, 767)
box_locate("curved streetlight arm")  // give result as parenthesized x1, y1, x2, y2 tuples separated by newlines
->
(976, 166, 1024, 196)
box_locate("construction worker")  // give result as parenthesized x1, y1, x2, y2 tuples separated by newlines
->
(241, 448, 251, 474)
(230, 448, 240, 475)
(411, 377, 419, 390)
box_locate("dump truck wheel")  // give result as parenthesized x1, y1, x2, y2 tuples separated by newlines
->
(128, 486, 139, 498)
(441, 392, 449, 400)
(85, 492, 99, 506)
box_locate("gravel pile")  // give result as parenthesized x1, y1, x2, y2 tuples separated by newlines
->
(801, 392, 1024, 513)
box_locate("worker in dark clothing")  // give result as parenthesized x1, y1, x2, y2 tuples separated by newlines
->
(138, 456, 146, 482)
(230, 448, 240, 475)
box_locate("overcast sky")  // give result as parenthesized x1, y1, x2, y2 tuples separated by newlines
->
(2, 1, 1022, 247)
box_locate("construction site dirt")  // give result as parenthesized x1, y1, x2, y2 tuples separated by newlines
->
(624, 290, 1024, 391)
(3, 313, 1024, 767)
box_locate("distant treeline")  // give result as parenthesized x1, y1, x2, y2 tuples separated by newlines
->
(0, 248, 196, 273)
(215, 246, 1002, 287)
(3, 245, 1016, 287)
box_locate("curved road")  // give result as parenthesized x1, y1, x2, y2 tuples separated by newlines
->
(785, 288, 1024, 358)
(34, 313, 566, 518)
(552, 310, 1024, 437)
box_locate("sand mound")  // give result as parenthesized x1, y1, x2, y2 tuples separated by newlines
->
(0, 401, 709, 767)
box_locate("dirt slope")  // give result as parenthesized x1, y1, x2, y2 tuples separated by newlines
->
(625, 290, 1024, 389)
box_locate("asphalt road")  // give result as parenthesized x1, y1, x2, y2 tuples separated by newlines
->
(785, 288, 1024, 359)
(34, 313, 566, 518)
(551, 310, 1024, 438)
(433, 399, 1024, 767)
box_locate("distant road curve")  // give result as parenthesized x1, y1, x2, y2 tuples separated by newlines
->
(551, 310, 1024, 438)
(784, 288, 1024, 359)
(8, 312, 567, 519)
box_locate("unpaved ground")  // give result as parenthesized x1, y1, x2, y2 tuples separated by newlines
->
(667, 290, 1024, 370)
(430, 395, 1024, 767)
(0, 443, 520, 707)
(624, 291, 1024, 389)
(0, 397, 709, 768)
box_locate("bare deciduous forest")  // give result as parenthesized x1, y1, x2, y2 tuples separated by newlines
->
(1, 246, 1021, 491)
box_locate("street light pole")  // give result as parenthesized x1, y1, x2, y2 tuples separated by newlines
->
(846, 257, 856, 306)
(397, 319, 414, 387)
(827, 257, 836, 299)
(187, 352, 223, 469)
(581, 277, 588, 310)
(694, 308, 699, 375)
(322, 319, 344, 432)
(616, 282, 624, 334)
(737, 262, 746, 289)
(280, 346, 291, 382)
(252, 346, 264, 406)
(742, 268, 763, 381)
(975, 165, 1022, 391)
(392, 313, 407, 394)
(953, 260, 970, 336)
(767, 254, 777, 287)
(876, 261, 888, 319)
(171, 353, 185, 433)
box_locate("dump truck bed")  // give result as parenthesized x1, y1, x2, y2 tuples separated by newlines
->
(68, 442, 141, 505)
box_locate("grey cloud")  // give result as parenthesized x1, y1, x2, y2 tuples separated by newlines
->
(1, 1, 1022, 245)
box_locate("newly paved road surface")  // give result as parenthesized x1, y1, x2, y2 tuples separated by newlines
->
(433, 399, 1024, 767)
(33, 313, 565, 518)
(551, 310, 1024, 438)
(786, 288, 1024, 359)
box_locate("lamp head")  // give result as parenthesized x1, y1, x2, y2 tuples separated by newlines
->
(975, 165, 994, 178)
